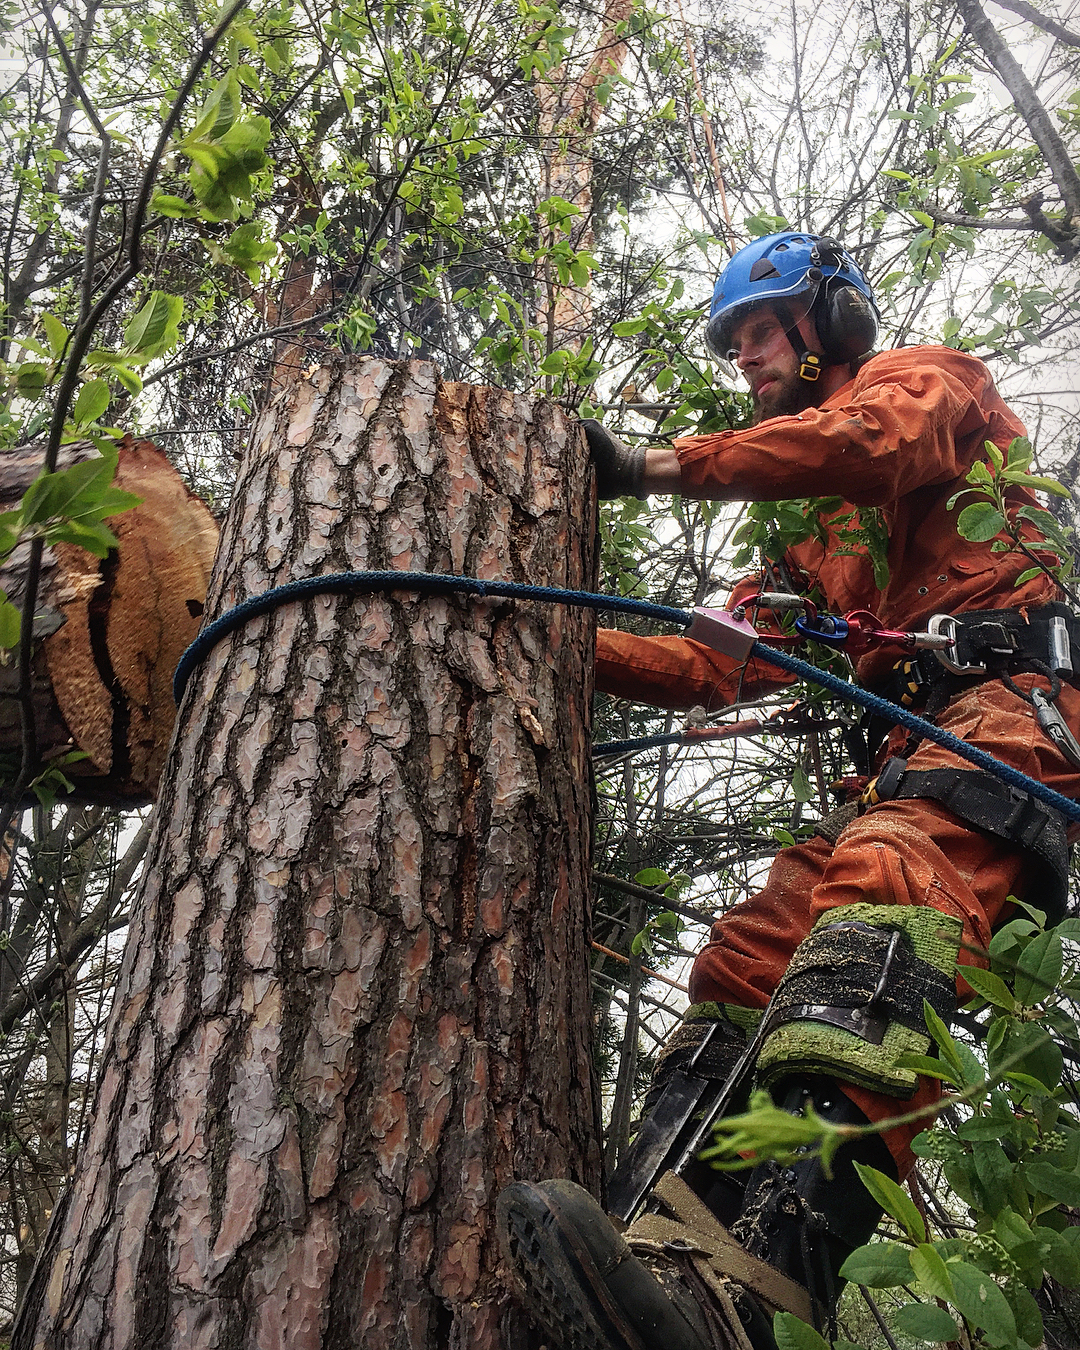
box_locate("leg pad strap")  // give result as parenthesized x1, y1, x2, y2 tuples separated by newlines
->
(756, 904, 962, 1098)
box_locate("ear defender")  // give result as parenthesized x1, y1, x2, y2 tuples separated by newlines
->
(814, 283, 879, 363)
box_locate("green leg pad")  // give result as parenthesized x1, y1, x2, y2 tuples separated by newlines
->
(755, 1018, 931, 1098)
(755, 904, 963, 1100)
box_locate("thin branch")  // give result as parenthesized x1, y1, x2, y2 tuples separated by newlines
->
(39, 5, 111, 330)
(955, 0, 1080, 252)
(991, 0, 1080, 47)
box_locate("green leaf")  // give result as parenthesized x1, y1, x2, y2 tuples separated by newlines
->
(15, 363, 49, 398)
(112, 364, 143, 396)
(971, 1140, 1013, 1214)
(1004, 472, 1072, 498)
(633, 868, 670, 888)
(839, 1241, 914, 1288)
(612, 318, 649, 337)
(539, 351, 566, 375)
(853, 1162, 925, 1243)
(956, 501, 1006, 542)
(949, 1261, 1016, 1347)
(124, 291, 183, 359)
(1003, 1280, 1043, 1347)
(1006, 436, 1033, 469)
(0, 597, 20, 649)
(190, 70, 240, 142)
(151, 192, 200, 219)
(42, 312, 69, 357)
(1014, 930, 1062, 1006)
(891, 1053, 960, 1085)
(44, 519, 120, 557)
(1041, 1226, 1080, 1287)
(923, 1000, 964, 1080)
(909, 1243, 954, 1300)
(1025, 1157, 1080, 1206)
(771, 1312, 831, 1350)
(70, 379, 110, 426)
(791, 764, 814, 803)
(893, 1301, 957, 1341)
(995, 1020, 1062, 1090)
(0, 517, 18, 556)
(961, 965, 1016, 1011)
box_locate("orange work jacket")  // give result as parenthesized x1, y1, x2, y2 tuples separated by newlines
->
(596, 346, 1060, 712)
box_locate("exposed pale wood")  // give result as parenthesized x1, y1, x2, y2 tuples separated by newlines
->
(15, 358, 601, 1349)
(0, 436, 219, 803)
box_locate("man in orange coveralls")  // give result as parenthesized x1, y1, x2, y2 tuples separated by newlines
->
(498, 233, 1080, 1350)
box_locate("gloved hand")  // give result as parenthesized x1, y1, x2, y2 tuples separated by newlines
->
(580, 419, 648, 500)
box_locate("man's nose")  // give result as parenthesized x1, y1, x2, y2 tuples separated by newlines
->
(736, 344, 760, 371)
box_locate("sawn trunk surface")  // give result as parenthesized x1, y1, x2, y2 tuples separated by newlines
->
(15, 358, 602, 1350)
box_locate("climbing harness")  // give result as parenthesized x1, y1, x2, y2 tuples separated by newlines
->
(173, 570, 1080, 829)
(862, 757, 1071, 915)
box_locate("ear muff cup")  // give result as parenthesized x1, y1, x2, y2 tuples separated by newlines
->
(814, 283, 879, 363)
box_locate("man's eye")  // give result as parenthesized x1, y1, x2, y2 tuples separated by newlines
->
(726, 349, 739, 362)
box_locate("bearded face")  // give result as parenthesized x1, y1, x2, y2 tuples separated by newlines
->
(727, 304, 828, 423)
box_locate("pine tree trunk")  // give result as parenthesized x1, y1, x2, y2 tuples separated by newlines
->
(14, 358, 602, 1349)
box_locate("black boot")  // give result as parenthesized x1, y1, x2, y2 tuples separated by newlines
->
(497, 1076, 891, 1350)
(731, 1076, 892, 1335)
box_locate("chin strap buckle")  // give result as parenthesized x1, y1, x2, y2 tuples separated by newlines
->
(798, 352, 822, 381)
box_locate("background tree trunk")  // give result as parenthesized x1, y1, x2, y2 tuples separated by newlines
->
(14, 357, 602, 1350)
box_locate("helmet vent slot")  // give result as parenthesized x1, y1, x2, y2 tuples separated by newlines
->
(749, 258, 781, 281)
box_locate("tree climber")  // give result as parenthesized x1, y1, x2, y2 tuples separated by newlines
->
(497, 232, 1080, 1349)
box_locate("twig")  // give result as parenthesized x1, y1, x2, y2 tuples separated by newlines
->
(991, 0, 1080, 47)
(859, 1284, 902, 1350)
(593, 870, 718, 927)
(955, 0, 1080, 253)
(591, 942, 688, 993)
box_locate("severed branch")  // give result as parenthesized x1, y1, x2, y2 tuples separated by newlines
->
(955, 0, 1080, 258)
(0, 0, 250, 838)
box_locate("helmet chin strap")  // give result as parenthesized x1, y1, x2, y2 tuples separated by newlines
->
(773, 301, 823, 383)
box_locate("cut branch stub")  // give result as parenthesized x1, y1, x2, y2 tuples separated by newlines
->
(15, 358, 602, 1350)
(0, 435, 219, 804)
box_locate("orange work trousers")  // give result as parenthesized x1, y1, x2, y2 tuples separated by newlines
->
(687, 673, 1080, 1178)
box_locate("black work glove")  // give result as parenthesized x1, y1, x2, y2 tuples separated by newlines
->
(580, 419, 648, 500)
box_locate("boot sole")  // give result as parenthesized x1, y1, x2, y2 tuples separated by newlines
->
(498, 1183, 649, 1350)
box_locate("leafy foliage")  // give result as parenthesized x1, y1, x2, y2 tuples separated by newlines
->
(705, 906, 1080, 1349)
(949, 437, 1078, 595)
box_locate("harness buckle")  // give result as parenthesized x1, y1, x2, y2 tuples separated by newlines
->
(928, 613, 986, 676)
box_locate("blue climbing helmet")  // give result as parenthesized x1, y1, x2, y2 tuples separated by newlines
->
(704, 232, 879, 381)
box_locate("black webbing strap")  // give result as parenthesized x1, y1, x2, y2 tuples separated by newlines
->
(869, 759, 1071, 923)
(924, 602, 1080, 687)
(768, 921, 953, 1041)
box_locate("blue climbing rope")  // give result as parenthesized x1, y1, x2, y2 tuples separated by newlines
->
(173, 570, 1080, 825)
(172, 572, 688, 706)
(593, 731, 692, 758)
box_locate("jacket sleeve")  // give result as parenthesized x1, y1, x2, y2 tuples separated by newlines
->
(595, 575, 799, 712)
(674, 350, 995, 507)
(595, 629, 796, 712)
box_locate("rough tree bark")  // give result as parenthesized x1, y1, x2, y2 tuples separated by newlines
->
(0, 436, 219, 804)
(14, 357, 602, 1349)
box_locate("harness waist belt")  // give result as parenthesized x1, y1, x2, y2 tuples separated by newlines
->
(868, 758, 1071, 923)
(923, 602, 1080, 684)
